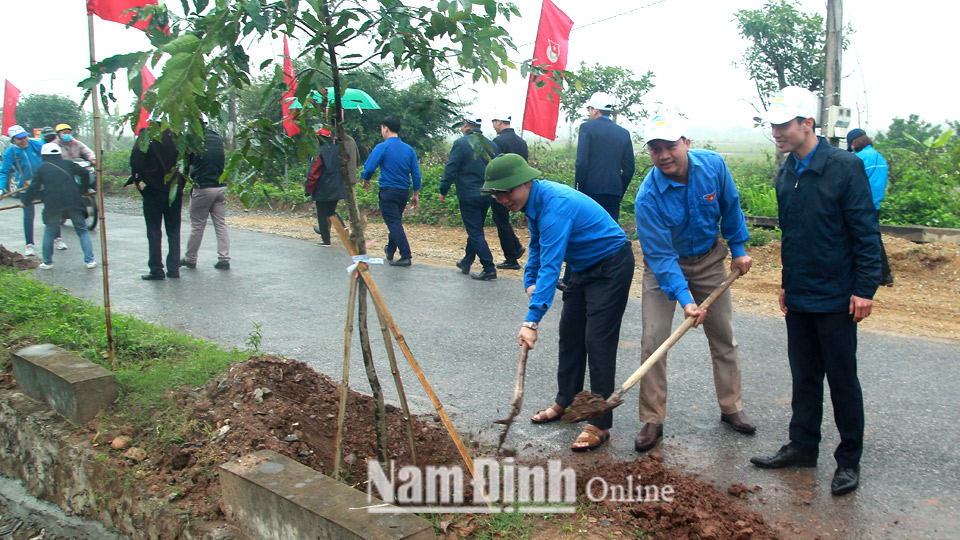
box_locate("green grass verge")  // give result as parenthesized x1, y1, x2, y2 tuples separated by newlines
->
(0, 267, 246, 445)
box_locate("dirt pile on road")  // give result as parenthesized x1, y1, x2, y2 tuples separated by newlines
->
(0, 245, 37, 270)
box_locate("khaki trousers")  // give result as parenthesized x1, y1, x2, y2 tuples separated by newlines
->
(184, 186, 230, 263)
(637, 241, 743, 423)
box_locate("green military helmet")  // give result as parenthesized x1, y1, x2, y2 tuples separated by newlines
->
(481, 154, 541, 194)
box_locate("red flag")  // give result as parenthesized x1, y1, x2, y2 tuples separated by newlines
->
(282, 36, 300, 137)
(522, 0, 573, 141)
(2, 80, 20, 135)
(87, 0, 157, 31)
(135, 66, 156, 133)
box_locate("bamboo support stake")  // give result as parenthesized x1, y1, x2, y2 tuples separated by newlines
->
(371, 294, 418, 464)
(333, 271, 360, 478)
(331, 218, 489, 504)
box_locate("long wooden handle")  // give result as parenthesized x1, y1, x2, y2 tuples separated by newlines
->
(508, 344, 530, 415)
(610, 268, 742, 402)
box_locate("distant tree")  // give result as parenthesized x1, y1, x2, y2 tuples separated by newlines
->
(14, 94, 83, 134)
(560, 62, 655, 125)
(733, 0, 849, 112)
(873, 114, 949, 151)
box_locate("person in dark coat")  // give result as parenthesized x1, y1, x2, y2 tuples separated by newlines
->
(22, 143, 96, 269)
(306, 128, 347, 246)
(128, 126, 185, 280)
(574, 91, 635, 221)
(181, 125, 230, 270)
(489, 112, 526, 270)
(749, 86, 881, 497)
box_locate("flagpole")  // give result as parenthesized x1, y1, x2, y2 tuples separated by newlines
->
(87, 13, 117, 370)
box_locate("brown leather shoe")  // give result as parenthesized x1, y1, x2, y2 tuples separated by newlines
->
(721, 411, 757, 434)
(634, 422, 663, 452)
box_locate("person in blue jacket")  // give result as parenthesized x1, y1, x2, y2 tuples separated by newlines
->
(574, 91, 635, 221)
(632, 113, 756, 453)
(847, 128, 892, 286)
(361, 116, 421, 267)
(482, 154, 635, 452)
(439, 113, 499, 280)
(750, 86, 880, 497)
(0, 125, 64, 256)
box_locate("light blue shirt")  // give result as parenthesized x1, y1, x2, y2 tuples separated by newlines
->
(523, 180, 628, 322)
(854, 145, 888, 210)
(360, 137, 421, 191)
(0, 139, 44, 193)
(634, 149, 749, 307)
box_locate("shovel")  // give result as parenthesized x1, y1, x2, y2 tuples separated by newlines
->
(562, 268, 742, 423)
(493, 343, 530, 454)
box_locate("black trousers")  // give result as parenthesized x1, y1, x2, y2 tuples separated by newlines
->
(490, 200, 523, 261)
(556, 241, 635, 430)
(458, 197, 495, 272)
(786, 310, 864, 468)
(879, 239, 891, 280)
(314, 200, 340, 244)
(141, 186, 182, 276)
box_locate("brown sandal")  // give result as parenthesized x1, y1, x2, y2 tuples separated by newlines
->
(531, 403, 565, 424)
(572, 425, 610, 452)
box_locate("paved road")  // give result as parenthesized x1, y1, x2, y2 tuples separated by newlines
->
(2, 197, 958, 538)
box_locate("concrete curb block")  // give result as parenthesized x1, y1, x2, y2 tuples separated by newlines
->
(745, 215, 960, 244)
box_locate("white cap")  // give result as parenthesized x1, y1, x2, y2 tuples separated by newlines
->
(755, 86, 818, 124)
(644, 113, 687, 143)
(460, 112, 482, 126)
(40, 143, 62, 155)
(585, 91, 615, 111)
(491, 111, 512, 123)
(6, 125, 28, 138)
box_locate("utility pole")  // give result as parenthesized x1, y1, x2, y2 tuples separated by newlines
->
(821, 0, 842, 147)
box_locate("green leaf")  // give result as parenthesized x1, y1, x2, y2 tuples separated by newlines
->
(161, 35, 201, 56)
(930, 129, 954, 149)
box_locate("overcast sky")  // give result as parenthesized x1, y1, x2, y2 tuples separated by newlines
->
(2, 0, 958, 140)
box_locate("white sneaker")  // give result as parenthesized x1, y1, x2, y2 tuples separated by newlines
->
(86, 261, 98, 269)
(54, 237, 68, 250)
(24, 244, 35, 257)
(38, 263, 53, 270)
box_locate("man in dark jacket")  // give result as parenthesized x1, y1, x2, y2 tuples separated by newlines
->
(181, 125, 230, 270)
(439, 112, 499, 280)
(749, 86, 881, 497)
(23, 143, 96, 269)
(490, 112, 526, 270)
(307, 128, 347, 247)
(128, 127, 185, 280)
(574, 91, 635, 221)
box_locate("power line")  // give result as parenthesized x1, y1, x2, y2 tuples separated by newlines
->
(519, 0, 671, 48)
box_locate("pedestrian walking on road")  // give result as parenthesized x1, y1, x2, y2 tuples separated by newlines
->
(574, 91, 635, 221)
(306, 128, 347, 248)
(847, 128, 893, 286)
(181, 124, 230, 270)
(489, 112, 526, 270)
(749, 86, 881, 497)
(482, 154, 634, 452)
(632, 112, 757, 453)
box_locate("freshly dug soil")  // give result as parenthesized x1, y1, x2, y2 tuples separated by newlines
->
(0, 245, 38, 271)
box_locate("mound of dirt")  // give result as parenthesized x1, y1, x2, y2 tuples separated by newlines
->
(0, 245, 37, 270)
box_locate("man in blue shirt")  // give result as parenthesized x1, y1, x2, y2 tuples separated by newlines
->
(750, 86, 880, 497)
(633, 113, 755, 453)
(1, 125, 65, 257)
(574, 91, 635, 221)
(847, 128, 892, 286)
(440, 113, 498, 280)
(362, 117, 421, 267)
(482, 154, 634, 452)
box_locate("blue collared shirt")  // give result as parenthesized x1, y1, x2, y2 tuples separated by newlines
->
(794, 138, 821, 175)
(854, 145, 889, 210)
(0, 139, 44, 193)
(360, 137, 421, 191)
(523, 180, 627, 322)
(634, 149, 750, 306)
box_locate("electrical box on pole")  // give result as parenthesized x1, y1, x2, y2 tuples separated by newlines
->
(823, 105, 852, 139)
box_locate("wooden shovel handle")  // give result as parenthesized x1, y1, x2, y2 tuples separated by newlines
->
(509, 343, 530, 414)
(610, 268, 742, 402)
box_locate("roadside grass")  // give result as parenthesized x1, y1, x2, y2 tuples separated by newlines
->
(0, 267, 245, 447)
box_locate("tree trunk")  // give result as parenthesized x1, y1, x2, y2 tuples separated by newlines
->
(358, 281, 388, 463)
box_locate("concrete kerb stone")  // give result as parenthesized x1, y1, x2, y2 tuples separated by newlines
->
(220, 450, 435, 540)
(11, 343, 119, 425)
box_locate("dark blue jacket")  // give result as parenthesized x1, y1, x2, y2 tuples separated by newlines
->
(574, 116, 634, 197)
(492, 128, 528, 161)
(440, 129, 497, 199)
(776, 138, 881, 312)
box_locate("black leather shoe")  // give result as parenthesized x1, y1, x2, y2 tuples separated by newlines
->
(721, 411, 757, 434)
(214, 260, 230, 270)
(831, 466, 860, 495)
(455, 260, 470, 274)
(141, 273, 165, 281)
(166, 271, 180, 278)
(180, 258, 197, 269)
(470, 270, 497, 281)
(634, 423, 663, 452)
(496, 259, 522, 270)
(313, 226, 323, 235)
(750, 444, 817, 469)
(383, 245, 394, 261)
(389, 258, 411, 267)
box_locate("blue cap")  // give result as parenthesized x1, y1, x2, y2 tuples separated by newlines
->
(846, 128, 866, 151)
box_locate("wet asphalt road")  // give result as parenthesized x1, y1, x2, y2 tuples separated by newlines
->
(2, 196, 958, 538)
